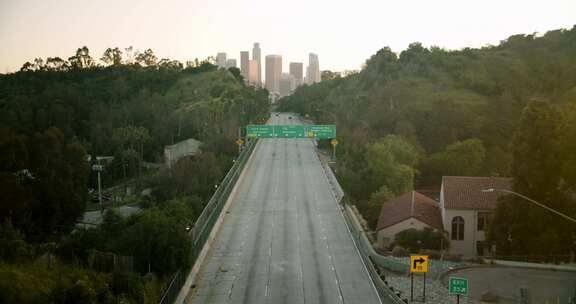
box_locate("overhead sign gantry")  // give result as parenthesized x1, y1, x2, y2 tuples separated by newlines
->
(246, 124, 336, 139)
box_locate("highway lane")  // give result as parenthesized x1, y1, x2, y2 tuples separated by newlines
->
(186, 113, 381, 304)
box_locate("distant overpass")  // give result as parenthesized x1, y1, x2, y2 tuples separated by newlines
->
(184, 113, 381, 304)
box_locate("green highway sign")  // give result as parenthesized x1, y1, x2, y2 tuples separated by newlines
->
(275, 125, 306, 138)
(246, 124, 336, 139)
(246, 125, 275, 137)
(307, 125, 336, 139)
(448, 277, 468, 296)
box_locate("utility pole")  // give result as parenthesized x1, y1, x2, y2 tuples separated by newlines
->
(92, 164, 104, 214)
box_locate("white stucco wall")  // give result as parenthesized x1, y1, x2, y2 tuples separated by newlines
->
(377, 218, 432, 250)
(443, 209, 478, 257)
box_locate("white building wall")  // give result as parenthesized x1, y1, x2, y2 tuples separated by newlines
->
(376, 218, 432, 250)
(443, 209, 477, 257)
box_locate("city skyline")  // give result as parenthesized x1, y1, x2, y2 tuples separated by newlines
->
(218, 43, 318, 87)
(1, 0, 574, 73)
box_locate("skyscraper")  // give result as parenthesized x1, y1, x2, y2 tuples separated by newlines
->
(306, 53, 320, 84)
(225, 59, 236, 69)
(289, 62, 303, 87)
(248, 60, 259, 85)
(216, 52, 227, 68)
(252, 43, 261, 86)
(265, 55, 282, 94)
(240, 51, 250, 81)
(279, 73, 296, 97)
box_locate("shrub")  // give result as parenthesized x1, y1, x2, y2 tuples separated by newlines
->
(392, 227, 448, 252)
(111, 272, 144, 303)
(392, 246, 409, 257)
(444, 254, 463, 262)
(419, 249, 442, 260)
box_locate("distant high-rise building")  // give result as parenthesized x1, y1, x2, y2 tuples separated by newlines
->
(216, 52, 227, 68)
(252, 43, 262, 86)
(240, 51, 250, 80)
(279, 73, 296, 97)
(289, 62, 303, 87)
(225, 59, 237, 69)
(248, 60, 259, 85)
(306, 53, 320, 84)
(265, 55, 282, 94)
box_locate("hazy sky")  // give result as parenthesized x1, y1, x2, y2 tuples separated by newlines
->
(1, 0, 575, 73)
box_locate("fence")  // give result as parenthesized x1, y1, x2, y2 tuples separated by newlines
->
(158, 139, 258, 304)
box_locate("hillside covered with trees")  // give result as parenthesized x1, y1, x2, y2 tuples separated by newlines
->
(0, 46, 269, 303)
(278, 27, 576, 255)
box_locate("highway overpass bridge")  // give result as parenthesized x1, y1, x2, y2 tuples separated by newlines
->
(183, 113, 382, 304)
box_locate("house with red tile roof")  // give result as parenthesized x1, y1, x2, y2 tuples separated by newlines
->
(440, 176, 512, 257)
(375, 191, 443, 250)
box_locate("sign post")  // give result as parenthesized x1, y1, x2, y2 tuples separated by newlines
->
(448, 277, 469, 304)
(330, 138, 338, 161)
(235, 138, 244, 154)
(410, 255, 429, 302)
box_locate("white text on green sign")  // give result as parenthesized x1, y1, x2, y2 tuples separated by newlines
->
(448, 277, 468, 296)
(246, 124, 336, 139)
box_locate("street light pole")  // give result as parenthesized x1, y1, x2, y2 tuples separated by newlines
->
(92, 164, 104, 214)
(481, 188, 576, 224)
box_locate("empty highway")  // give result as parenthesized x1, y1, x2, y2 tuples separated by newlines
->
(186, 113, 381, 304)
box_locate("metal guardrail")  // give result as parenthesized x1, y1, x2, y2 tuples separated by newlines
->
(159, 270, 184, 304)
(317, 158, 406, 304)
(158, 139, 258, 304)
(341, 206, 407, 304)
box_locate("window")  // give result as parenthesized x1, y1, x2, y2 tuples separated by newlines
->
(451, 216, 465, 240)
(477, 212, 490, 231)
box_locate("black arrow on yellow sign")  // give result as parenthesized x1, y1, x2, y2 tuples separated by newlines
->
(413, 257, 425, 269)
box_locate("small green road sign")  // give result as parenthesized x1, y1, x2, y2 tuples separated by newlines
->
(246, 125, 275, 137)
(275, 125, 306, 138)
(307, 125, 336, 139)
(449, 277, 469, 296)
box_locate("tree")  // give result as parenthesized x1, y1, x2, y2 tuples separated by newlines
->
(135, 49, 157, 67)
(45, 57, 69, 71)
(365, 186, 395, 228)
(489, 101, 575, 255)
(366, 135, 421, 195)
(560, 104, 576, 192)
(420, 138, 486, 186)
(321, 70, 341, 81)
(158, 58, 183, 70)
(100, 47, 123, 66)
(0, 128, 89, 241)
(112, 126, 151, 178)
(117, 208, 191, 275)
(68, 46, 95, 69)
(228, 67, 243, 82)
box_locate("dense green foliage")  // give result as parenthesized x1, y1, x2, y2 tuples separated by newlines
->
(279, 27, 576, 255)
(0, 128, 89, 242)
(489, 101, 576, 255)
(392, 228, 448, 252)
(0, 46, 270, 301)
(0, 46, 269, 240)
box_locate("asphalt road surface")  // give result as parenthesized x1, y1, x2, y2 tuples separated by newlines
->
(186, 113, 381, 304)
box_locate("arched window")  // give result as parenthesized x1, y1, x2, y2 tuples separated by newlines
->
(451, 216, 465, 240)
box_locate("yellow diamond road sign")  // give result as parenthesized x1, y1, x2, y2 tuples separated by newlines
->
(331, 138, 338, 146)
(235, 138, 244, 146)
(410, 255, 429, 273)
